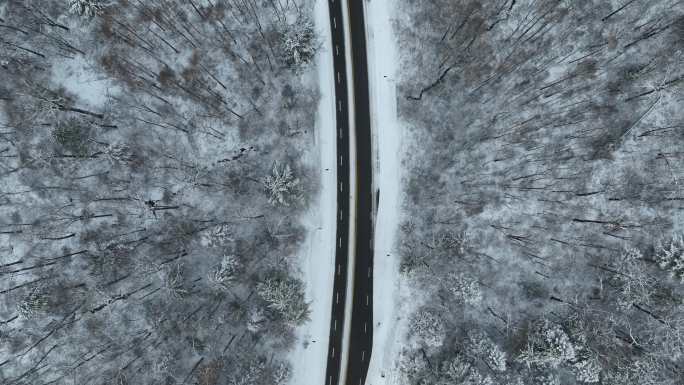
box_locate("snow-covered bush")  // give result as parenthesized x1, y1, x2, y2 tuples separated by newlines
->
(262, 162, 302, 206)
(207, 254, 240, 291)
(656, 234, 684, 282)
(603, 357, 668, 385)
(52, 118, 91, 156)
(432, 230, 469, 255)
(201, 224, 233, 247)
(535, 373, 561, 385)
(445, 272, 482, 305)
(279, 15, 318, 68)
(409, 309, 446, 348)
(246, 307, 266, 333)
(397, 349, 428, 380)
(17, 286, 49, 319)
(256, 276, 310, 325)
(271, 362, 290, 384)
(440, 354, 494, 385)
(467, 332, 507, 371)
(611, 248, 655, 309)
(104, 142, 134, 163)
(229, 361, 265, 385)
(68, 0, 104, 17)
(150, 353, 172, 382)
(158, 263, 188, 299)
(573, 359, 601, 383)
(518, 319, 576, 368)
(502, 376, 525, 385)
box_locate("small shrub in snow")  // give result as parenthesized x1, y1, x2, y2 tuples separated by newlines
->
(603, 357, 666, 385)
(432, 230, 469, 255)
(517, 319, 576, 368)
(157, 263, 188, 299)
(440, 354, 493, 385)
(441, 353, 471, 380)
(207, 254, 240, 291)
(68, 0, 104, 17)
(256, 276, 310, 325)
(229, 361, 265, 385)
(467, 332, 507, 371)
(656, 234, 684, 282)
(104, 142, 134, 163)
(202, 224, 233, 247)
(409, 309, 446, 348)
(150, 353, 172, 382)
(262, 161, 302, 206)
(611, 248, 655, 309)
(502, 376, 525, 385)
(446, 272, 482, 305)
(573, 359, 601, 383)
(535, 373, 561, 385)
(246, 307, 266, 333)
(17, 286, 48, 319)
(397, 349, 427, 380)
(272, 362, 290, 384)
(52, 118, 91, 156)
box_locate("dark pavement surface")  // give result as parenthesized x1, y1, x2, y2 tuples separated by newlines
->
(344, 0, 374, 383)
(322, 0, 374, 384)
(323, 0, 351, 383)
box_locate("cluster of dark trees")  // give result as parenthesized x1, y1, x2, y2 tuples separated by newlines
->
(394, 0, 684, 384)
(0, 0, 319, 384)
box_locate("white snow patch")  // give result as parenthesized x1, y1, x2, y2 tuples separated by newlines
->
(51, 55, 119, 108)
(288, 0, 337, 384)
(365, 0, 409, 384)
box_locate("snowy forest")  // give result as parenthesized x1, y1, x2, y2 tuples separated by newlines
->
(0, 0, 320, 384)
(395, 0, 684, 384)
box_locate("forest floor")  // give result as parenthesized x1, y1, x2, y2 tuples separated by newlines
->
(288, 0, 337, 384)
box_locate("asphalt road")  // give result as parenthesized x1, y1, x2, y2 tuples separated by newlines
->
(344, 0, 374, 383)
(323, 0, 351, 383)
(322, 0, 374, 384)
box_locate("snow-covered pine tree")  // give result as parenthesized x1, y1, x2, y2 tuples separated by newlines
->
(409, 309, 446, 348)
(246, 307, 266, 333)
(279, 15, 318, 68)
(271, 362, 291, 384)
(611, 248, 655, 310)
(207, 254, 240, 291)
(656, 234, 684, 282)
(157, 263, 188, 299)
(68, 0, 104, 17)
(467, 332, 507, 372)
(104, 142, 134, 163)
(439, 354, 494, 385)
(256, 276, 310, 325)
(229, 361, 265, 385)
(17, 286, 48, 319)
(573, 358, 601, 383)
(397, 349, 428, 381)
(262, 161, 301, 206)
(445, 272, 482, 306)
(517, 319, 576, 368)
(535, 372, 561, 385)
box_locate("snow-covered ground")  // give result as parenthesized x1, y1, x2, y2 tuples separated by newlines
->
(51, 55, 119, 109)
(365, 0, 410, 384)
(288, 1, 337, 384)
